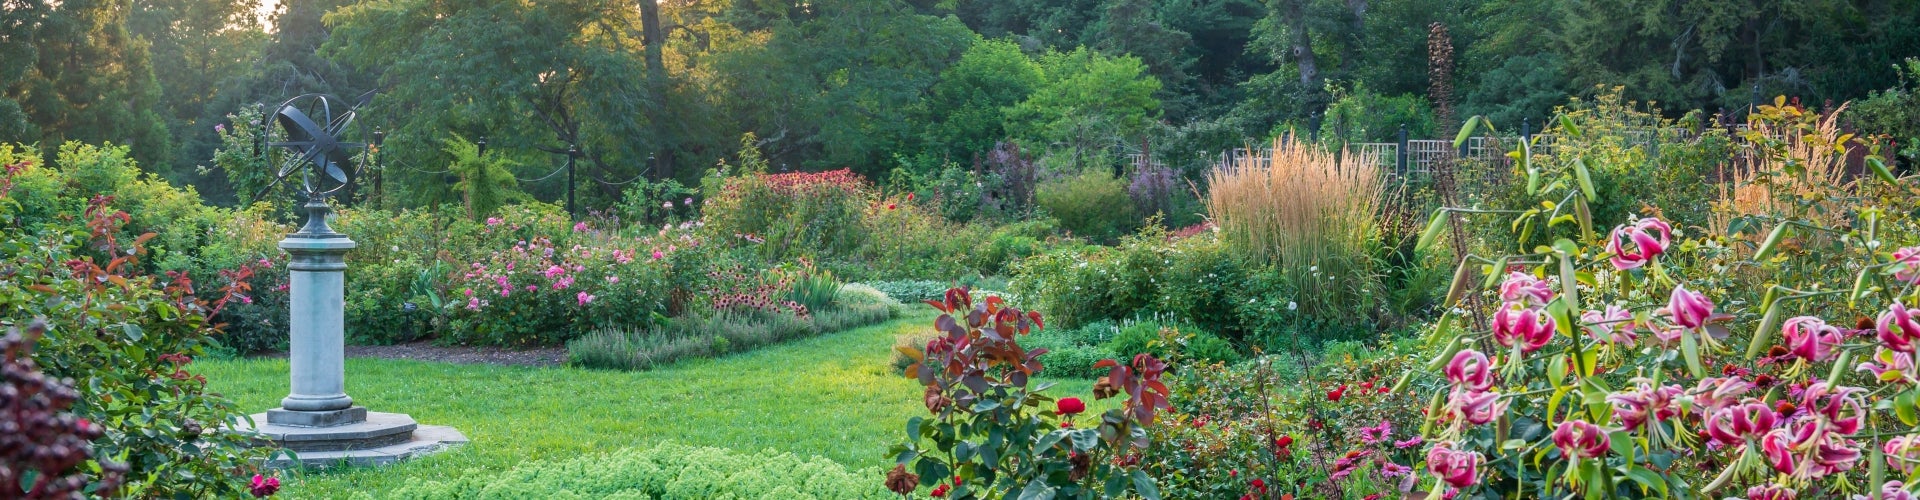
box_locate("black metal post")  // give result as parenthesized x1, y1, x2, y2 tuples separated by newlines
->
(1521, 118, 1531, 142)
(477, 136, 488, 157)
(566, 145, 578, 220)
(1396, 124, 1409, 175)
(372, 128, 385, 210)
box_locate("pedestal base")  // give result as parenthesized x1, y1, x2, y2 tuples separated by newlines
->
(234, 411, 467, 469)
(267, 406, 367, 427)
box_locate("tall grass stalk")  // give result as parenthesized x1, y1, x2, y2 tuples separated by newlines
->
(1208, 134, 1383, 321)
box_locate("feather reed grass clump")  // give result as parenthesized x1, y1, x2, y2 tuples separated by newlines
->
(1208, 135, 1384, 324)
(1714, 101, 1857, 233)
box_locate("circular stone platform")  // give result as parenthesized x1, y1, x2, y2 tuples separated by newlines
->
(233, 410, 468, 469)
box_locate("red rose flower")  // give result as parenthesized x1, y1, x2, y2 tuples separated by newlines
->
(931, 484, 949, 498)
(1275, 435, 1294, 448)
(1057, 397, 1086, 416)
(1328, 385, 1347, 401)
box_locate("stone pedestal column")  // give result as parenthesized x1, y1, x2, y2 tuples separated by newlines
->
(279, 226, 355, 413)
(238, 197, 467, 468)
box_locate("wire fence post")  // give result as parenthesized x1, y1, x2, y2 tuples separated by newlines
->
(1396, 124, 1408, 176)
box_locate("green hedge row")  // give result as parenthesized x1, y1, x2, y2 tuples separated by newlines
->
(389, 443, 889, 499)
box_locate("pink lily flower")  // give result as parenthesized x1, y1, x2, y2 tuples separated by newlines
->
(1606, 217, 1671, 270)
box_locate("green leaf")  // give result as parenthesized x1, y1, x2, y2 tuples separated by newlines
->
(907, 416, 924, 440)
(1033, 431, 1065, 456)
(1898, 390, 1919, 427)
(1526, 167, 1541, 195)
(1019, 478, 1055, 500)
(121, 324, 143, 341)
(1131, 470, 1161, 500)
(1560, 114, 1582, 138)
(1621, 465, 1668, 496)
(1681, 331, 1704, 379)
(916, 458, 951, 487)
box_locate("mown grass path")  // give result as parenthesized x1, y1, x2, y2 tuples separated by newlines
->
(200, 313, 1096, 497)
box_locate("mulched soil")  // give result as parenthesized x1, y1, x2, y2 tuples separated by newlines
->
(264, 342, 566, 367)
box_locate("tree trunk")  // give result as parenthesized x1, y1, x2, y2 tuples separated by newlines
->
(1282, 0, 1319, 87)
(638, 0, 672, 180)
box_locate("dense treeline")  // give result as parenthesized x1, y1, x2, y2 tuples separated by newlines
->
(2, 0, 1917, 209)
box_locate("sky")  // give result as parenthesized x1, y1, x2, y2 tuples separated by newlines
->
(255, 0, 281, 28)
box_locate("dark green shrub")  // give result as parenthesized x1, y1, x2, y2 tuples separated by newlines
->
(1034, 169, 1136, 243)
(864, 280, 952, 303)
(390, 442, 890, 499)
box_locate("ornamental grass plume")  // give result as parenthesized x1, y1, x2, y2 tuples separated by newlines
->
(1207, 134, 1381, 319)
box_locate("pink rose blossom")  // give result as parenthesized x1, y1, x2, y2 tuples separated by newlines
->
(1550, 419, 1610, 460)
(486, 217, 502, 226)
(573, 222, 589, 232)
(577, 291, 595, 306)
(652, 250, 664, 261)
(1606, 217, 1671, 270)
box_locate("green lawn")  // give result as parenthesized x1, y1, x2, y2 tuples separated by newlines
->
(199, 313, 1100, 498)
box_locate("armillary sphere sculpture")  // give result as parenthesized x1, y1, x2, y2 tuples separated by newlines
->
(260, 92, 374, 225)
(243, 90, 467, 468)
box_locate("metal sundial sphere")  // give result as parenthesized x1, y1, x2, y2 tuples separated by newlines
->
(261, 91, 375, 236)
